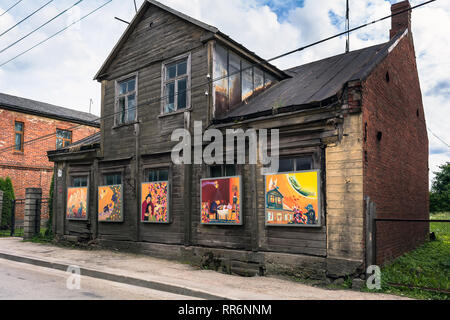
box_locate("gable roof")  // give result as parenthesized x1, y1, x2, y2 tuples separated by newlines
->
(215, 29, 409, 123)
(94, 0, 286, 80)
(0, 92, 100, 127)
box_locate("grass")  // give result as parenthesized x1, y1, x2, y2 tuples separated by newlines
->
(366, 212, 450, 300)
(0, 228, 24, 237)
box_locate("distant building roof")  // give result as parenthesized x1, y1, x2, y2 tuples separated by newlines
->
(215, 30, 409, 123)
(0, 92, 100, 127)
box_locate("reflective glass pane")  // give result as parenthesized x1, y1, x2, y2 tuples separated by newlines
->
(210, 166, 222, 178)
(127, 94, 136, 122)
(264, 73, 275, 88)
(278, 159, 294, 173)
(128, 78, 136, 92)
(56, 139, 63, 150)
(177, 78, 187, 110)
(15, 133, 22, 150)
(148, 170, 158, 182)
(165, 82, 175, 113)
(242, 60, 253, 101)
(15, 122, 23, 132)
(63, 139, 71, 147)
(177, 60, 187, 76)
(213, 43, 229, 116)
(119, 82, 127, 95)
(119, 97, 126, 123)
(167, 64, 177, 80)
(295, 157, 312, 171)
(229, 52, 241, 109)
(159, 170, 169, 181)
(225, 165, 236, 177)
(254, 68, 264, 93)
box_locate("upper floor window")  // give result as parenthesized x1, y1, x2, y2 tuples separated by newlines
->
(72, 176, 88, 187)
(116, 76, 137, 125)
(210, 165, 236, 178)
(56, 129, 72, 149)
(213, 43, 277, 116)
(278, 157, 313, 173)
(14, 121, 24, 152)
(145, 168, 169, 182)
(105, 173, 122, 186)
(163, 56, 190, 114)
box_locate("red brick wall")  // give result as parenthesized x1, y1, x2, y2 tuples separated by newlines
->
(0, 109, 98, 221)
(362, 32, 429, 265)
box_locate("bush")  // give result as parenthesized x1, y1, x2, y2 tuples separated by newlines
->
(0, 177, 16, 229)
(430, 162, 450, 213)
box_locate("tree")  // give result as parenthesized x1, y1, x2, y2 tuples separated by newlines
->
(430, 162, 450, 213)
(0, 177, 16, 229)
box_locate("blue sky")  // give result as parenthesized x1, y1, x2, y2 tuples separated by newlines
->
(0, 0, 449, 183)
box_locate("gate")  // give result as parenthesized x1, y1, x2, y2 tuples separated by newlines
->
(0, 199, 26, 237)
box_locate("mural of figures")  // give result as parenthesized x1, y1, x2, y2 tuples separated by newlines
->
(66, 187, 88, 220)
(265, 171, 321, 227)
(141, 182, 169, 223)
(201, 176, 242, 225)
(98, 185, 123, 222)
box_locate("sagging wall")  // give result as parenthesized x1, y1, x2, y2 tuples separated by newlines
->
(362, 32, 429, 265)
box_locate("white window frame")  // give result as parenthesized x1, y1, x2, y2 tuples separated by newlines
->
(161, 53, 191, 115)
(115, 72, 138, 126)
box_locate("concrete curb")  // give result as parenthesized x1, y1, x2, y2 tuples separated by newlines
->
(0, 252, 228, 300)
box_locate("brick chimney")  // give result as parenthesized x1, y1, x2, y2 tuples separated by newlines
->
(390, 1, 411, 39)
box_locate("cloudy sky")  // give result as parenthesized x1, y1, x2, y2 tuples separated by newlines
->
(0, 0, 448, 184)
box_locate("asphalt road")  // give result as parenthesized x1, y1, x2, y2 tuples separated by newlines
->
(0, 259, 199, 300)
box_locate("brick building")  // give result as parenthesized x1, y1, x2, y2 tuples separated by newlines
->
(0, 93, 99, 224)
(48, 0, 428, 278)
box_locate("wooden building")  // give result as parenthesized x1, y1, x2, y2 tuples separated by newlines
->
(48, 0, 429, 279)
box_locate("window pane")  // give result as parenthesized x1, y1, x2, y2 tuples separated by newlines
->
(165, 82, 175, 113)
(229, 52, 241, 109)
(127, 78, 136, 92)
(167, 64, 177, 80)
(210, 166, 223, 178)
(148, 170, 158, 182)
(177, 60, 187, 76)
(177, 78, 187, 110)
(242, 60, 253, 101)
(127, 94, 136, 122)
(15, 122, 23, 132)
(15, 133, 22, 151)
(295, 157, 312, 171)
(106, 175, 114, 186)
(278, 159, 294, 173)
(225, 165, 236, 177)
(159, 170, 169, 181)
(73, 177, 87, 187)
(265, 72, 275, 88)
(214, 43, 229, 116)
(119, 82, 127, 95)
(119, 97, 126, 124)
(254, 68, 264, 93)
(56, 139, 63, 150)
(106, 174, 121, 185)
(63, 140, 71, 147)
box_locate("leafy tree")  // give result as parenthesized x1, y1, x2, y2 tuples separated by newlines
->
(430, 162, 450, 213)
(0, 177, 16, 229)
(45, 174, 54, 237)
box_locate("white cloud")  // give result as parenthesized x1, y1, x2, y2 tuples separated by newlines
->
(0, 0, 448, 184)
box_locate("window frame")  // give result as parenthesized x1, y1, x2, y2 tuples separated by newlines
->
(114, 72, 138, 126)
(14, 121, 24, 152)
(209, 164, 237, 178)
(56, 129, 72, 150)
(161, 53, 191, 115)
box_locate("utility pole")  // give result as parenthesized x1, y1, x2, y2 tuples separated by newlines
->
(345, 0, 350, 53)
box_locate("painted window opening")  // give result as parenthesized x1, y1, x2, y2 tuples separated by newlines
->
(116, 76, 137, 125)
(142, 168, 170, 223)
(56, 129, 72, 149)
(99, 173, 123, 223)
(213, 42, 276, 117)
(163, 58, 189, 114)
(67, 176, 88, 221)
(14, 121, 24, 152)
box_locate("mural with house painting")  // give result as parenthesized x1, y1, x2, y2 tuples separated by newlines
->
(265, 171, 320, 226)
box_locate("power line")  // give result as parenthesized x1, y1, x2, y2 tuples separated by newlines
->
(0, 0, 23, 18)
(428, 127, 450, 148)
(0, 0, 84, 55)
(0, 0, 112, 68)
(0, 0, 54, 38)
(0, 0, 437, 154)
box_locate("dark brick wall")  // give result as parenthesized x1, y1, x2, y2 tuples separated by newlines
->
(0, 109, 98, 220)
(362, 31, 429, 265)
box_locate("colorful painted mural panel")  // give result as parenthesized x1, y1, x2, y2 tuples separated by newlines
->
(66, 187, 88, 220)
(98, 185, 123, 222)
(141, 182, 169, 223)
(265, 171, 321, 227)
(201, 176, 242, 225)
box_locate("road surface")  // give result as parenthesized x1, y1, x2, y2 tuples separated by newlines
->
(0, 259, 199, 300)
